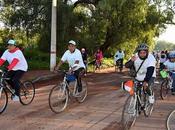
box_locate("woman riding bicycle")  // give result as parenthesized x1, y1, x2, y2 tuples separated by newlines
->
(125, 43, 156, 104)
(55, 40, 85, 94)
(162, 51, 175, 95)
(0, 39, 28, 101)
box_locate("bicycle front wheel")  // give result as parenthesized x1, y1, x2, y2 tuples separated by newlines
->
(0, 88, 8, 114)
(48, 84, 69, 113)
(121, 95, 137, 130)
(143, 92, 154, 117)
(19, 81, 35, 105)
(160, 79, 169, 100)
(76, 80, 88, 103)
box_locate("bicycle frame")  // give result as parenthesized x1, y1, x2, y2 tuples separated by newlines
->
(61, 73, 78, 97)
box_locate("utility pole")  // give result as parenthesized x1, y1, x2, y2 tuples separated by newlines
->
(50, 0, 57, 71)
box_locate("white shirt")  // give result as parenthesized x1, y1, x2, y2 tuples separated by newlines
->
(114, 51, 124, 64)
(61, 49, 85, 69)
(1, 49, 28, 71)
(134, 53, 156, 81)
(164, 60, 175, 71)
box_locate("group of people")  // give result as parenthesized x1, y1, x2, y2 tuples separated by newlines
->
(0, 39, 175, 104)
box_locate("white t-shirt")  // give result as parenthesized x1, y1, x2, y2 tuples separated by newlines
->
(164, 60, 175, 71)
(61, 49, 85, 69)
(1, 49, 28, 71)
(134, 53, 156, 81)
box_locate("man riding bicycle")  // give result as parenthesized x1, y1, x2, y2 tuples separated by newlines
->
(161, 51, 175, 95)
(0, 39, 28, 101)
(55, 40, 85, 94)
(114, 49, 124, 71)
(125, 43, 156, 104)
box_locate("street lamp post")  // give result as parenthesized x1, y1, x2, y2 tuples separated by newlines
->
(50, 0, 57, 71)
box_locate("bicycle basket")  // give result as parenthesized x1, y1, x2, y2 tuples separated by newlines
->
(160, 70, 168, 78)
(66, 74, 76, 82)
(122, 80, 134, 95)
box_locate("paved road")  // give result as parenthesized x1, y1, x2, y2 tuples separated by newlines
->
(0, 68, 175, 130)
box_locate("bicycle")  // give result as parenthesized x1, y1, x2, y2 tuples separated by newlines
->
(94, 59, 101, 72)
(48, 70, 88, 113)
(115, 59, 123, 72)
(121, 80, 154, 130)
(160, 70, 173, 100)
(0, 69, 35, 114)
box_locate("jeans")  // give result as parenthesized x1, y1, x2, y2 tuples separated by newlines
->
(6, 70, 25, 96)
(170, 72, 175, 92)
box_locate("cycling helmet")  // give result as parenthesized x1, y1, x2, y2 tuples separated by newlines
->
(137, 43, 149, 51)
(169, 51, 175, 58)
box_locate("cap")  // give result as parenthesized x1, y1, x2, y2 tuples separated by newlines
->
(68, 40, 76, 45)
(8, 39, 16, 45)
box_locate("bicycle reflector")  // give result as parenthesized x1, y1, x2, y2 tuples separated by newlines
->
(122, 80, 134, 95)
(160, 70, 168, 78)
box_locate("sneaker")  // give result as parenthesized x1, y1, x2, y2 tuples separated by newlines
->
(12, 95, 20, 102)
(149, 95, 155, 104)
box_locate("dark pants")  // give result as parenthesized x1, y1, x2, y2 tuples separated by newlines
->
(116, 59, 123, 69)
(74, 67, 85, 92)
(170, 72, 175, 92)
(6, 70, 25, 96)
(146, 77, 155, 96)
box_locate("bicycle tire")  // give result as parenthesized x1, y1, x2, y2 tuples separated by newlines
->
(48, 84, 69, 113)
(19, 81, 35, 105)
(76, 80, 88, 103)
(121, 95, 137, 130)
(0, 88, 8, 114)
(143, 92, 154, 117)
(160, 79, 169, 100)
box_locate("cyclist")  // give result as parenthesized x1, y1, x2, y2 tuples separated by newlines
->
(94, 48, 103, 70)
(114, 49, 124, 71)
(55, 40, 85, 94)
(0, 39, 28, 101)
(162, 51, 175, 95)
(81, 48, 88, 76)
(159, 51, 167, 70)
(125, 43, 156, 104)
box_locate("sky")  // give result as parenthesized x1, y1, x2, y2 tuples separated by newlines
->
(158, 25, 175, 43)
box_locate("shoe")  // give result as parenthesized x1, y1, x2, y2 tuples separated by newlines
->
(149, 95, 155, 104)
(12, 95, 20, 101)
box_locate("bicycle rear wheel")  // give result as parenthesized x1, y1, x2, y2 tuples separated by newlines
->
(121, 95, 137, 130)
(143, 92, 154, 117)
(19, 81, 35, 105)
(0, 87, 8, 114)
(160, 79, 169, 100)
(48, 84, 68, 113)
(76, 80, 88, 103)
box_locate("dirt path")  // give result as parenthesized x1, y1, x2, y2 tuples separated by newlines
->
(0, 68, 175, 130)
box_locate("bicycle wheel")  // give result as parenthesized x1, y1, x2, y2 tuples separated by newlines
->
(48, 84, 69, 113)
(19, 81, 35, 105)
(143, 92, 154, 117)
(121, 95, 137, 130)
(0, 87, 8, 114)
(76, 80, 88, 103)
(160, 79, 169, 100)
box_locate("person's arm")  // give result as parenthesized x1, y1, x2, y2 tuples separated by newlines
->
(125, 60, 134, 68)
(0, 51, 7, 66)
(55, 60, 64, 70)
(144, 66, 155, 82)
(0, 59, 5, 66)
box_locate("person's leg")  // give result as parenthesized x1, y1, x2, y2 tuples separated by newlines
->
(5, 70, 16, 89)
(11, 70, 25, 96)
(74, 68, 84, 93)
(147, 77, 155, 96)
(171, 72, 175, 93)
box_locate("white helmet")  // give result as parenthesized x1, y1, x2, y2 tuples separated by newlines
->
(68, 40, 76, 45)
